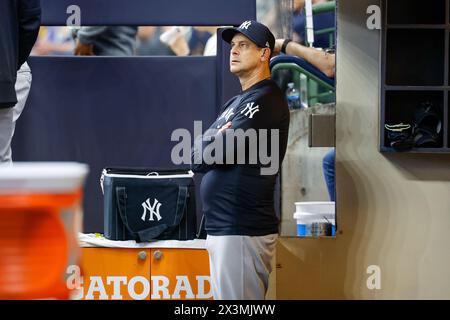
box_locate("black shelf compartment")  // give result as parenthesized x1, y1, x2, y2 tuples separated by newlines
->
(380, 147, 450, 153)
(383, 90, 445, 149)
(385, 29, 445, 86)
(387, 0, 446, 25)
(448, 90, 450, 147)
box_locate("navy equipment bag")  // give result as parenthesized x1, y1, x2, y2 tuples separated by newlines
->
(101, 168, 197, 242)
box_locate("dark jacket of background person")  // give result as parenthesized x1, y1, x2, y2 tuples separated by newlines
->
(293, 8, 335, 49)
(0, 0, 41, 108)
(75, 26, 138, 56)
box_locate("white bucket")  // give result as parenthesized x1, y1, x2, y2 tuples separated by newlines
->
(293, 201, 336, 236)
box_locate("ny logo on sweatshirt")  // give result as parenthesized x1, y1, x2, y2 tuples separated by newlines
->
(241, 102, 260, 119)
(219, 107, 235, 122)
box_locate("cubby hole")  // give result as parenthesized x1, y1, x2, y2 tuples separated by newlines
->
(384, 91, 444, 148)
(387, 0, 446, 25)
(386, 29, 445, 86)
(448, 91, 450, 147)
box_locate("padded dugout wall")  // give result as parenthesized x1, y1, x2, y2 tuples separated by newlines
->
(12, 0, 269, 233)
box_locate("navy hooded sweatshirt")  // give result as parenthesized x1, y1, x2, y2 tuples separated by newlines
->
(191, 79, 290, 236)
(0, 0, 41, 108)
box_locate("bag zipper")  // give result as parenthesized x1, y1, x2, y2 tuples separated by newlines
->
(103, 171, 194, 180)
(100, 169, 194, 194)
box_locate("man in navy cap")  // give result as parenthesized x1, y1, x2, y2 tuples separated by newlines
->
(192, 20, 290, 300)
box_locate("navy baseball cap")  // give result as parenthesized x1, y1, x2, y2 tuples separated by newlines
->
(222, 20, 275, 52)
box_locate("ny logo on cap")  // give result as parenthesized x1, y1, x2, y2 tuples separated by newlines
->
(239, 21, 252, 30)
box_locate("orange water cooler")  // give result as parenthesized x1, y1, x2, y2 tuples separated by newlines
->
(0, 163, 89, 300)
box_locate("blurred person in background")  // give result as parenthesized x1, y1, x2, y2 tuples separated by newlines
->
(73, 26, 138, 56)
(292, 0, 306, 43)
(273, 38, 335, 78)
(256, 0, 279, 37)
(195, 26, 220, 56)
(32, 27, 74, 55)
(159, 26, 219, 56)
(188, 28, 213, 55)
(136, 27, 176, 56)
(158, 26, 191, 56)
(161, 26, 219, 56)
(293, 0, 335, 48)
(0, 0, 41, 163)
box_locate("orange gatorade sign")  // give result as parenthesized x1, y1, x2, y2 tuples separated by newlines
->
(69, 247, 212, 300)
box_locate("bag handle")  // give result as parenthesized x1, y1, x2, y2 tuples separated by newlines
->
(115, 187, 134, 235)
(171, 185, 188, 227)
(196, 214, 206, 239)
(115, 185, 189, 242)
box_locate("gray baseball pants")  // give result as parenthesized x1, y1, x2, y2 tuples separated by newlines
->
(205, 233, 278, 300)
(0, 62, 31, 164)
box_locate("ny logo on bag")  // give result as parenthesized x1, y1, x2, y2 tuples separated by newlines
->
(141, 198, 162, 222)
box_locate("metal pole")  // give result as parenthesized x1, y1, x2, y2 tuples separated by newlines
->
(305, 0, 314, 47)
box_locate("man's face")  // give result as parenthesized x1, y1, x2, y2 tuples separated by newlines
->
(229, 33, 266, 76)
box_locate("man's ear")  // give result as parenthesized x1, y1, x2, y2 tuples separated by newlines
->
(261, 48, 270, 61)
